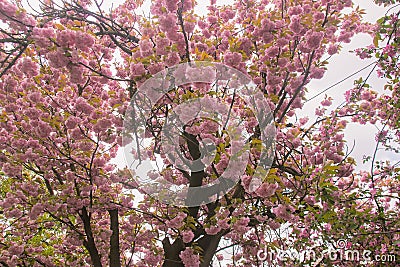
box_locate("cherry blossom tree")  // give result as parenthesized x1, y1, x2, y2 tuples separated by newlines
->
(0, 0, 398, 266)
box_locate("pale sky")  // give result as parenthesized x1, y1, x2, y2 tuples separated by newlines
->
(303, 1, 397, 170)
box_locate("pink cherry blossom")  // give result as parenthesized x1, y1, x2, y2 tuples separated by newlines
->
(255, 183, 278, 198)
(179, 248, 200, 267)
(181, 230, 194, 243)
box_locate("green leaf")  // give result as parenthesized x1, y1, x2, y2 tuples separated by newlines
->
(373, 35, 379, 47)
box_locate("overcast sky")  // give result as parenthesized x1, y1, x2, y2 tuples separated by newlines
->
(304, 0, 395, 170)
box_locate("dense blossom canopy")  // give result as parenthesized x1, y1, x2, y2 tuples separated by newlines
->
(0, 0, 399, 266)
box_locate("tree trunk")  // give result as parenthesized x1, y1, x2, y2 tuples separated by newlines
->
(109, 209, 121, 267)
(198, 233, 224, 267)
(161, 131, 223, 266)
(162, 237, 185, 267)
(80, 207, 102, 267)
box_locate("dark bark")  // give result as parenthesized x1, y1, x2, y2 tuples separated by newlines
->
(162, 131, 224, 266)
(80, 207, 102, 267)
(162, 237, 185, 267)
(109, 209, 121, 267)
(182, 131, 205, 218)
(198, 232, 225, 267)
